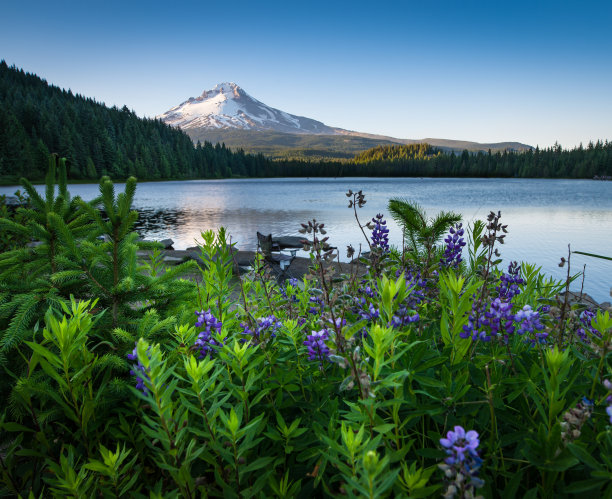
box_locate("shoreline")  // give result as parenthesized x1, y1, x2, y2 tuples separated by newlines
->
(2, 175, 609, 188)
(146, 248, 612, 312)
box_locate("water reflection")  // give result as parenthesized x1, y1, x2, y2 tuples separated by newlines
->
(133, 207, 319, 250)
(2, 178, 610, 301)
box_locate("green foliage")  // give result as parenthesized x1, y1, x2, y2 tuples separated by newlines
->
(0, 155, 94, 373)
(2, 174, 612, 497)
(388, 198, 461, 277)
(0, 156, 196, 418)
(354, 143, 441, 163)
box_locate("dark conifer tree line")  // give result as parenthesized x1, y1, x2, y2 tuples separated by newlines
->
(343, 143, 611, 178)
(0, 62, 270, 181)
(1, 62, 610, 181)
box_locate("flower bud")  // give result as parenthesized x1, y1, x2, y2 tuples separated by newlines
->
(363, 450, 379, 475)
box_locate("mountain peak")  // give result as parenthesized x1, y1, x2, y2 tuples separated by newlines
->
(201, 82, 242, 99)
(158, 83, 336, 134)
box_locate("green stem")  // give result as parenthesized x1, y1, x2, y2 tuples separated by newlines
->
(590, 348, 607, 400)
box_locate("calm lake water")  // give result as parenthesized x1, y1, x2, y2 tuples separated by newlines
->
(2, 177, 611, 302)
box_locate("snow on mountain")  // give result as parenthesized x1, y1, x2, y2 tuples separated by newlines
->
(158, 83, 533, 153)
(157, 82, 337, 134)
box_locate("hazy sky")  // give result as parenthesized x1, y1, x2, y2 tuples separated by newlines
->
(2, 0, 611, 148)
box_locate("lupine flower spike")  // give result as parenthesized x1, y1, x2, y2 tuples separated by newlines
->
(240, 315, 282, 345)
(370, 213, 390, 253)
(439, 426, 484, 498)
(194, 309, 223, 358)
(127, 342, 151, 394)
(303, 329, 331, 362)
(603, 379, 612, 423)
(440, 223, 466, 268)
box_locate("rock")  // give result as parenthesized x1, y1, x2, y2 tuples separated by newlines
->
(273, 236, 310, 249)
(3, 196, 22, 206)
(137, 238, 174, 249)
(159, 239, 174, 249)
(559, 291, 611, 311)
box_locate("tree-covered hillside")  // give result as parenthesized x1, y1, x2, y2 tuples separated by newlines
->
(0, 62, 271, 181)
(354, 143, 442, 162)
(1, 62, 610, 181)
(345, 142, 612, 178)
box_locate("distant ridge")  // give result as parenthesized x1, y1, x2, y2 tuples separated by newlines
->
(158, 83, 533, 158)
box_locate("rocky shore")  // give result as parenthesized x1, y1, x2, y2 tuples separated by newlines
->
(137, 244, 364, 281)
(139, 240, 612, 312)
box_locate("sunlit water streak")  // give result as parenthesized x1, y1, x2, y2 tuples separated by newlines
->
(2, 177, 611, 302)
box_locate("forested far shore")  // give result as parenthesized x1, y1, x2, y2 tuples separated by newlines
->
(1, 61, 611, 183)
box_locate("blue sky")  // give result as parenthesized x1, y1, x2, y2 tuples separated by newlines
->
(2, 0, 611, 147)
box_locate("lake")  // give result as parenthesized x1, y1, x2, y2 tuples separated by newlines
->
(2, 177, 611, 303)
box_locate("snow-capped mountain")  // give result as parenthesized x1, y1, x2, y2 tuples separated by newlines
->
(158, 83, 533, 156)
(157, 82, 337, 134)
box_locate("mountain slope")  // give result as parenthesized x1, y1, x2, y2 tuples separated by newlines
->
(158, 83, 533, 158)
(157, 82, 337, 135)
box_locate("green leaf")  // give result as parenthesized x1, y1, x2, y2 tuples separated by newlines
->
(564, 478, 606, 493)
(373, 424, 396, 435)
(541, 454, 579, 472)
(1, 422, 35, 432)
(415, 448, 445, 459)
(568, 443, 603, 470)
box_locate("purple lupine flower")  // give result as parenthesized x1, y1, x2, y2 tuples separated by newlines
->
(329, 317, 347, 330)
(194, 310, 223, 359)
(577, 309, 599, 342)
(604, 380, 612, 424)
(308, 296, 324, 315)
(280, 278, 299, 300)
(390, 305, 420, 329)
(440, 426, 480, 464)
(439, 426, 484, 497)
(358, 283, 377, 299)
(396, 266, 427, 306)
(241, 315, 282, 344)
(461, 300, 486, 341)
(195, 310, 222, 330)
(127, 343, 150, 394)
(356, 276, 421, 330)
(497, 261, 524, 300)
(303, 329, 331, 362)
(462, 298, 514, 342)
(354, 282, 381, 321)
(370, 213, 390, 253)
(358, 301, 380, 321)
(279, 282, 299, 302)
(514, 305, 547, 342)
(463, 298, 552, 345)
(482, 298, 515, 337)
(440, 223, 466, 269)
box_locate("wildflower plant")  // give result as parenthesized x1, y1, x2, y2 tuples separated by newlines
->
(3, 170, 612, 498)
(370, 213, 390, 253)
(193, 309, 223, 358)
(440, 223, 466, 269)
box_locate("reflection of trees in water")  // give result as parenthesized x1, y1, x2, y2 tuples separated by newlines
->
(134, 208, 189, 236)
(132, 207, 323, 251)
